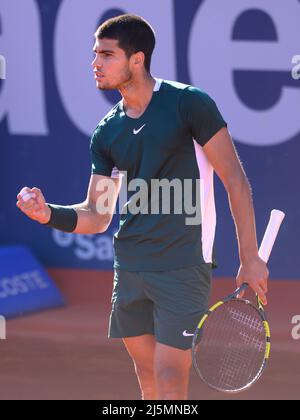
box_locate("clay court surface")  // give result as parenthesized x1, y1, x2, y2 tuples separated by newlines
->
(1, 270, 299, 400)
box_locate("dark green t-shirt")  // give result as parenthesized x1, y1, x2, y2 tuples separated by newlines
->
(90, 79, 227, 271)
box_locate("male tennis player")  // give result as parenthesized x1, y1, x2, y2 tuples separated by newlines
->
(17, 14, 269, 400)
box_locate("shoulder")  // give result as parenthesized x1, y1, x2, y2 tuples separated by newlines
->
(96, 101, 122, 132)
(158, 80, 191, 103)
(178, 85, 223, 121)
(159, 80, 216, 109)
(91, 101, 122, 145)
(180, 85, 217, 107)
(159, 80, 210, 98)
(160, 79, 190, 92)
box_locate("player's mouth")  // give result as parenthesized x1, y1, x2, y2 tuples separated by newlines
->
(94, 72, 104, 81)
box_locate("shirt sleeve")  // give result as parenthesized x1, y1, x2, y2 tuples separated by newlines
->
(90, 127, 114, 176)
(179, 86, 227, 147)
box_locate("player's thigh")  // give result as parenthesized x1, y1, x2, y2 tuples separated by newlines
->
(123, 334, 156, 368)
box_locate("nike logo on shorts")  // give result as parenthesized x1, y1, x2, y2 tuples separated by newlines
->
(133, 124, 146, 135)
(182, 330, 194, 337)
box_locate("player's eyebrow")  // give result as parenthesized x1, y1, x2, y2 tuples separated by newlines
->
(93, 49, 115, 54)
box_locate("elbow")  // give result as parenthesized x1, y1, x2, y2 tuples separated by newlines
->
(98, 225, 108, 234)
(97, 215, 112, 233)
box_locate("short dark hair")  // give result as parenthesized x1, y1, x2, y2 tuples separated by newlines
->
(95, 14, 156, 73)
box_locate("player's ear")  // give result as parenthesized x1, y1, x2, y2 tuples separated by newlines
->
(132, 51, 145, 67)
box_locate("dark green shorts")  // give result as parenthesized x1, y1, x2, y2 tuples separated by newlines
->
(108, 264, 212, 350)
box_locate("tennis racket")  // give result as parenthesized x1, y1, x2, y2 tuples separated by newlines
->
(192, 209, 285, 393)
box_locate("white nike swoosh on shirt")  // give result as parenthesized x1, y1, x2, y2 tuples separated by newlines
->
(182, 330, 194, 337)
(133, 124, 146, 135)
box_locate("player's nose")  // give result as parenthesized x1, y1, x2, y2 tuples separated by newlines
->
(91, 55, 102, 67)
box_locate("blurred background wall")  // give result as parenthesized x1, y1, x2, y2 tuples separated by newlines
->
(1, 0, 299, 279)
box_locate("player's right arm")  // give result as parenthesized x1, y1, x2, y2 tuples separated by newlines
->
(73, 174, 122, 233)
(16, 173, 122, 234)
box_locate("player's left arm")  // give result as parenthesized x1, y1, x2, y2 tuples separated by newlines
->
(202, 127, 269, 304)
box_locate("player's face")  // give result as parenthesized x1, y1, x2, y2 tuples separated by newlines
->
(92, 38, 133, 90)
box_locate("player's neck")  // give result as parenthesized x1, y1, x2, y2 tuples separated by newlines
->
(120, 74, 156, 119)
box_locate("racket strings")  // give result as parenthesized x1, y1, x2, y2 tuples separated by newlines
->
(194, 300, 266, 391)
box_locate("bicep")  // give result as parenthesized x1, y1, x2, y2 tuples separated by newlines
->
(202, 127, 246, 189)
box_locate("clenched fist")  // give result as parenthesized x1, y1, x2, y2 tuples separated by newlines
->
(16, 187, 51, 224)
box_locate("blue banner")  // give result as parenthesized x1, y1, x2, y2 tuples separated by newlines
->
(1, 0, 299, 278)
(0, 246, 65, 318)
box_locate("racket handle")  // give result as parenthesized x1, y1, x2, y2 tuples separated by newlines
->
(233, 282, 248, 298)
(235, 210, 285, 301)
(258, 209, 285, 263)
